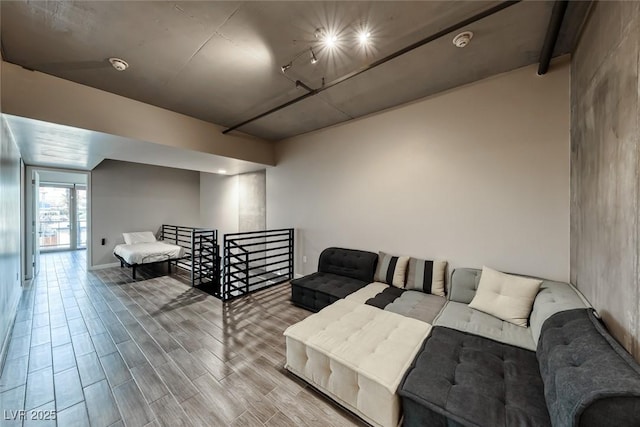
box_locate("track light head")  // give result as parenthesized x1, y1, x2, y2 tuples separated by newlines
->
(310, 48, 318, 64)
(280, 62, 292, 73)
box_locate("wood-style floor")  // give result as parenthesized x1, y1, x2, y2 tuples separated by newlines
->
(0, 251, 365, 427)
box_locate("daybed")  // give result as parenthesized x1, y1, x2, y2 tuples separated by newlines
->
(285, 249, 640, 427)
(114, 231, 186, 279)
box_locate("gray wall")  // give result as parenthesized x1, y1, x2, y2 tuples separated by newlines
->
(0, 117, 23, 360)
(268, 60, 571, 281)
(200, 172, 239, 238)
(200, 170, 267, 236)
(91, 160, 200, 266)
(238, 170, 266, 232)
(570, 1, 640, 359)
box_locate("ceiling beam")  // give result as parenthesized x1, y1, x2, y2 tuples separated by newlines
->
(223, 0, 522, 135)
(537, 0, 569, 75)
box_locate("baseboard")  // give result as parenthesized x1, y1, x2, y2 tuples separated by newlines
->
(89, 262, 120, 271)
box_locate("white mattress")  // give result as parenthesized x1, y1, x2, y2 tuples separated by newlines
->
(284, 299, 431, 427)
(114, 242, 185, 265)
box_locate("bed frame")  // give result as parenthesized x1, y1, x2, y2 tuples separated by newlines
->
(114, 252, 186, 280)
(117, 225, 219, 287)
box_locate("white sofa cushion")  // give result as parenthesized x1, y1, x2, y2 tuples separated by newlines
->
(345, 282, 389, 303)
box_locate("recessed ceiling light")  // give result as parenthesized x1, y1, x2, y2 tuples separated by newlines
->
(358, 31, 371, 45)
(108, 57, 129, 71)
(452, 31, 473, 48)
(218, 169, 227, 174)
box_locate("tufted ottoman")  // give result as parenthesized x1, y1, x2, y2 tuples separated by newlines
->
(284, 299, 431, 427)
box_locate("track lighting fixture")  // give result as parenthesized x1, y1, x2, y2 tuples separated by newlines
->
(281, 62, 292, 73)
(279, 25, 374, 73)
(280, 47, 319, 73)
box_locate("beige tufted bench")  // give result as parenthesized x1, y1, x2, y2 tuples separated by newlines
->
(284, 299, 432, 427)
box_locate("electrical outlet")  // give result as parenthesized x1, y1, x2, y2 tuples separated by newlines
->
(302, 255, 307, 263)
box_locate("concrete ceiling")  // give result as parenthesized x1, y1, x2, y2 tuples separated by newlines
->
(3, 114, 268, 174)
(1, 1, 589, 141)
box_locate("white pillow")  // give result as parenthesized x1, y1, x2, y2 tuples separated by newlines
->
(123, 231, 157, 245)
(468, 266, 542, 327)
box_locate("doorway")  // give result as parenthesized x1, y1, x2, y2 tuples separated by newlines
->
(25, 167, 91, 280)
(38, 184, 87, 251)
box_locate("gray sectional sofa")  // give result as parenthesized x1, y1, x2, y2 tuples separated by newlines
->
(287, 249, 640, 427)
(400, 268, 640, 427)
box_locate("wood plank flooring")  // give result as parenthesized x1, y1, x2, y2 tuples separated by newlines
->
(0, 251, 365, 427)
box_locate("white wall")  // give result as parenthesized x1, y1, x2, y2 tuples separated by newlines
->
(200, 172, 239, 238)
(1, 61, 275, 166)
(267, 59, 571, 282)
(0, 117, 23, 363)
(92, 160, 200, 266)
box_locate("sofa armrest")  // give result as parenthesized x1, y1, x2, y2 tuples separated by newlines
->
(537, 309, 640, 427)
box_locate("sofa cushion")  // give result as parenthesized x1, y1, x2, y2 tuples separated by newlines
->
(529, 280, 588, 346)
(374, 252, 410, 288)
(449, 268, 588, 344)
(399, 327, 551, 427)
(318, 247, 378, 282)
(365, 286, 405, 309)
(538, 309, 640, 427)
(448, 268, 482, 304)
(346, 282, 390, 303)
(346, 283, 447, 324)
(384, 291, 446, 324)
(434, 301, 536, 350)
(469, 267, 541, 327)
(406, 258, 447, 296)
(290, 272, 368, 312)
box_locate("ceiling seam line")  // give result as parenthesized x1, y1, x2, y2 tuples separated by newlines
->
(164, 3, 244, 88)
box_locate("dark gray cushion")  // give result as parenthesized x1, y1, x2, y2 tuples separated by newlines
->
(537, 308, 640, 427)
(365, 286, 405, 309)
(399, 327, 551, 427)
(290, 272, 368, 312)
(317, 247, 377, 282)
